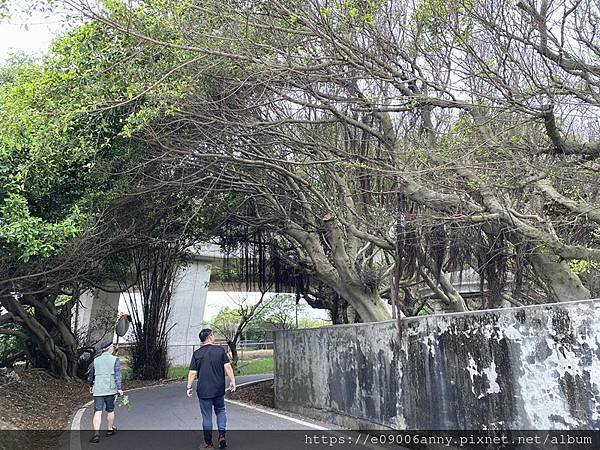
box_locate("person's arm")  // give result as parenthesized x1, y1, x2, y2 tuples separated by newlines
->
(114, 358, 123, 395)
(186, 370, 197, 397)
(187, 353, 197, 397)
(222, 348, 235, 392)
(225, 363, 236, 392)
(87, 363, 95, 394)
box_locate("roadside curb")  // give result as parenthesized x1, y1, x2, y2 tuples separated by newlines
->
(226, 376, 273, 393)
(225, 377, 330, 431)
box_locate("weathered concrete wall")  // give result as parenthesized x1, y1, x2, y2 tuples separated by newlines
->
(274, 299, 600, 430)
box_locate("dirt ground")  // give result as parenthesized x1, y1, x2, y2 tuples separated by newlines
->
(0, 368, 170, 430)
(227, 379, 274, 408)
(0, 368, 89, 430)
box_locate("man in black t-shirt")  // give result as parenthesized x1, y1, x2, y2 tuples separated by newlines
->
(187, 328, 236, 449)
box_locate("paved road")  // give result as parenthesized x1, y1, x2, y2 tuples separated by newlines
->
(66, 374, 337, 450)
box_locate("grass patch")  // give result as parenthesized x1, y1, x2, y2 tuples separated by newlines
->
(122, 366, 185, 380)
(168, 365, 190, 379)
(122, 357, 275, 381)
(237, 357, 273, 375)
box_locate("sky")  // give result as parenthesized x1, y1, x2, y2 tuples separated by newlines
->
(0, 2, 73, 62)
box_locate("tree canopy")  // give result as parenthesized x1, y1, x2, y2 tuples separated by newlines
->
(0, 17, 210, 376)
(58, 0, 600, 320)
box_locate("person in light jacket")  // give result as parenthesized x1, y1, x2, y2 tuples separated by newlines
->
(87, 341, 124, 444)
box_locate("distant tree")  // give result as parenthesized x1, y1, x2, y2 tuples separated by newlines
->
(260, 295, 304, 331)
(210, 290, 271, 371)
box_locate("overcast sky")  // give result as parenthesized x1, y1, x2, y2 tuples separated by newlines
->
(0, 2, 73, 62)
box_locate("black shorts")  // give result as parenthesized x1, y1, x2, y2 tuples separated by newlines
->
(93, 394, 116, 412)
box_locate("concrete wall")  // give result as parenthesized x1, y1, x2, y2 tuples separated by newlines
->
(274, 299, 600, 430)
(167, 260, 211, 365)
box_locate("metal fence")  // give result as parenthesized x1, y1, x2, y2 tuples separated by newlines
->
(238, 340, 274, 350)
(116, 340, 273, 366)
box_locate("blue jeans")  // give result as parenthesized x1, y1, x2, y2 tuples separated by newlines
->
(199, 394, 226, 444)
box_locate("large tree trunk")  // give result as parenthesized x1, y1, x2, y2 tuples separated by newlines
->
(0, 294, 78, 378)
(329, 294, 350, 324)
(285, 224, 391, 323)
(530, 251, 591, 302)
(301, 288, 351, 324)
(227, 340, 239, 373)
(336, 284, 390, 322)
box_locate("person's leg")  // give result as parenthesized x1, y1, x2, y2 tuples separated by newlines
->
(213, 395, 226, 435)
(199, 397, 214, 445)
(213, 395, 227, 448)
(91, 397, 103, 443)
(92, 411, 102, 433)
(107, 412, 115, 429)
(106, 395, 116, 434)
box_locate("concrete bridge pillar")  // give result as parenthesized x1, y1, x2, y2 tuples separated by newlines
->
(72, 260, 213, 363)
(72, 246, 222, 359)
(167, 259, 212, 366)
(73, 286, 120, 346)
